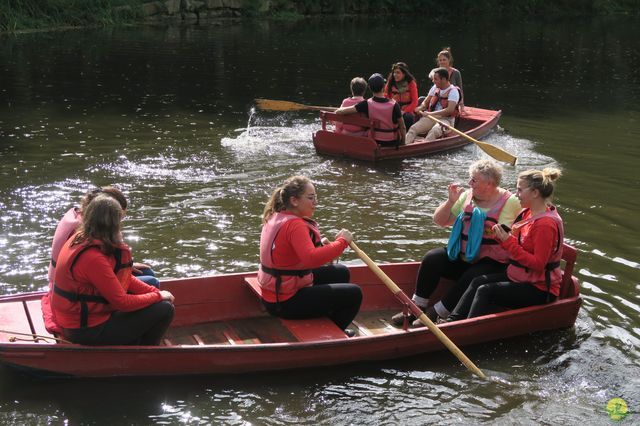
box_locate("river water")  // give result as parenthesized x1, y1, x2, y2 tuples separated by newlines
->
(0, 15, 638, 424)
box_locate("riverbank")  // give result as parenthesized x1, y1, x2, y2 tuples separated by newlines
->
(1, 0, 638, 33)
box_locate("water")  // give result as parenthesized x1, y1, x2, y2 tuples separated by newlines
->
(1, 15, 639, 424)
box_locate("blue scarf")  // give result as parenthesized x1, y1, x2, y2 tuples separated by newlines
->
(447, 207, 487, 262)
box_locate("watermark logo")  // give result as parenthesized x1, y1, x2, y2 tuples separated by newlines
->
(606, 398, 628, 421)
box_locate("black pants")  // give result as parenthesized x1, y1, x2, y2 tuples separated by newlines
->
(263, 264, 362, 330)
(63, 301, 175, 346)
(415, 247, 506, 311)
(448, 273, 554, 320)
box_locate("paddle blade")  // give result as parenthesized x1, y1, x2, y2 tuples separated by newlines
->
(475, 140, 517, 166)
(255, 99, 306, 111)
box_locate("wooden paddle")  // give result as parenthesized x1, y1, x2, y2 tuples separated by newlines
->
(255, 98, 337, 112)
(348, 241, 487, 379)
(427, 115, 517, 166)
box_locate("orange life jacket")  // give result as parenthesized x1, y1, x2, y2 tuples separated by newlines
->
(258, 213, 322, 303)
(427, 85, 462, 117)
(506, 207, 564, 297)
(458, 190, 513, 263)
(52, 237, 133, 328)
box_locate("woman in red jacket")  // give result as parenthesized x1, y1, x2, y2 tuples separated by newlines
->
(446, 168, 564, 320)
(384, 62, 419, 130)
(51, 195, 175, 345)
(258, 176, 362, 334)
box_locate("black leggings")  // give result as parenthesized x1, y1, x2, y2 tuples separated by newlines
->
(448, 273, 553, 320)
(63, 301, 175, 346)
(263, 264, 362, 330)
(415, 247, 507, 311)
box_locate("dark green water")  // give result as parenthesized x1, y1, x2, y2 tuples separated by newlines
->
(1, 16, 638, 424)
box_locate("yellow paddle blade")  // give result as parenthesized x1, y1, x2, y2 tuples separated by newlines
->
(473, 139, 517, 166)
(427, 115, 517, 166)
(255, 99, 337, 112)
(255, 99, 307, 111)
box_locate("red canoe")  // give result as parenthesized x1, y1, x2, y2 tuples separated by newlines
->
(0, 244, 581, 378)
(312, 106, 501, 161)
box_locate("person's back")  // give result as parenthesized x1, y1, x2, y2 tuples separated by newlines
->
(334, 73, 406, 145)
(336, 77, 367, 136)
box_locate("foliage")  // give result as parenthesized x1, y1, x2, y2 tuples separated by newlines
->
(1, 0, 637, 33)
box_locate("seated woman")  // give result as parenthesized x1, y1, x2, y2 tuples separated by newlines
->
(384, 62, 419, 129)
(391, 159, 521, 327)
(257, 176, 362, 335)
(436, 47, 464, 114)
(446, 168, 564, 321)
(51, 195, 175, 345)
(42, 186, 159, 335)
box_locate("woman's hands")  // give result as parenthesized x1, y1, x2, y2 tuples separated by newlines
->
(159, 290, 175, 303)
(335, 229, 353, 244)
(447, 183, 465, 204)
(492, 223, 510, 242)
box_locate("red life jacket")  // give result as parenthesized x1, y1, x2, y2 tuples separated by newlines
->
(51, 236, 134, 329)
(258, 212, 322, 303)
(427, 85, 462, 117)
(506, 207, 565, 296)
(336, 96, 366, 135)
(367, 98, 399, 143)
(389, 83, 412, 107)
(459, 190, 513, 263)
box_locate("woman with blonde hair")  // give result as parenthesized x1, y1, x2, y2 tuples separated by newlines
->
(391, 159, 521, 327)
(258, 176, 362, 335)
(447, 168, 565, 320)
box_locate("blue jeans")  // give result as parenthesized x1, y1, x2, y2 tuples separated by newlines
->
(133, 267, 160, 288)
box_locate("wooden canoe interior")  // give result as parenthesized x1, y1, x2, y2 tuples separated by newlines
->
(0, 244, 580, 348)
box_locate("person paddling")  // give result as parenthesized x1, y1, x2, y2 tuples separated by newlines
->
(257, 176, 362, 336)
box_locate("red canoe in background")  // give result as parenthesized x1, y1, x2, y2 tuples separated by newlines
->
(0, 244, 581, 378)
(312, 106, 501, 161)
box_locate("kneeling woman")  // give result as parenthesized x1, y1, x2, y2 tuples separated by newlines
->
(51, 195, 175, 345)
(447, 168, 564, 320)
(258, 176, 362, 333)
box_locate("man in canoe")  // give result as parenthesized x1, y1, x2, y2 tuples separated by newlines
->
(335, 73, 406, 146)
(405, 67, 461, 144)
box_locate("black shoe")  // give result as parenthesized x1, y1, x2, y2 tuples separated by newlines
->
(344, 328, 357, 338)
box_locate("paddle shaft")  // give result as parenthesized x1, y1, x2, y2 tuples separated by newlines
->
(348, 241, 486, 379)
(426, 114, 517, 166)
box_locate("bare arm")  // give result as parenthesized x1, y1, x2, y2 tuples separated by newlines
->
(335, 105, 357, 115)
(433, 184, 465, 227)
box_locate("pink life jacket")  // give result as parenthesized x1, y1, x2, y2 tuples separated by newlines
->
(367, 98, 399, 143)
(257, 212, 322, 303)
(42, 206, 82, 334)
(459, 190, 513, 263)
(336, 96, 366, 135)
(506, 207, 565, 297)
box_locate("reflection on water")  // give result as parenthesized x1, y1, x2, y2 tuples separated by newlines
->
(1, 15, 639, 425)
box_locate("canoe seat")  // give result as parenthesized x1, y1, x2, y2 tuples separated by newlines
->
(244, 276, 265, 298)
(244, 276, 348, 341)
